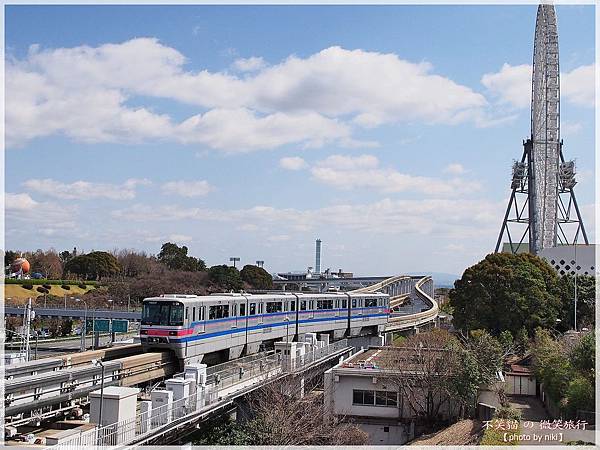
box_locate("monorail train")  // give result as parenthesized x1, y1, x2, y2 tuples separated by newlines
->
(140, 291, 390, 365)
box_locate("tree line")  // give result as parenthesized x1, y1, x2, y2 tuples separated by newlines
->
(4, 243, 273, 307)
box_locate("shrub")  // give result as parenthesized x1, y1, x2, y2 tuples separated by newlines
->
(78, 283, 87, 289)
(495, 405, 522, 421)
(61, 284, 71, 290)
(4, 279, 99, 286)
(23, 284, 34, 290)
(36, 287, 49, 294)
(43, 284, 52, 289)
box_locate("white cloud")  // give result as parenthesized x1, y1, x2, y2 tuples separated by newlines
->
(144, 233, 193, 243)
(481, 63, 531, 109)
(111, 197, 501, 239)
(161, 180, 214, 197)
(22, 178, 150, 200)
(177, 108, 350, 151)
(481, 62, 595, 109)
(443, 163, 467, 175)
(268, 234, 291, 242)
(232, 56, 266, 72)
(279, 156, 307, 171)
(562, 121, 583, 136)
(310, 154, 481, 196)
(561, 64, 595, 107)
(5, 192, 77, 232)
(5, 192, 39, 210)
(6, 39, 491, 151)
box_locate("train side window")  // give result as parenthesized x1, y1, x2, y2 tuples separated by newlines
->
(209, 305, 230, 320)
(342, 299, 347, 308)
(352, 299, 357, 308)
(290, 300, 296, 311)
(240, 303, 246, 316)
(366, 298, 377, 307)
(233, 304, 237, 317)
(185, 307, 189, 320)
(201, 306, 205, 321)
(250, 303, 256, 315)
(192, 307, 196, 322)
(266, 302, 282, 313)
(300, 300, 307, 311)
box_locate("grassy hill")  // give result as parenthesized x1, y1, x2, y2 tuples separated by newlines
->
(5, 283, 96, 303)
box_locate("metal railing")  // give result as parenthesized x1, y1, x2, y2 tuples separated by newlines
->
(47, 339, 350, 449)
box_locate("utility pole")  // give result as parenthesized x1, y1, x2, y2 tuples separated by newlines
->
(23, 298, 35, 362)
(229, 257, 240, 268)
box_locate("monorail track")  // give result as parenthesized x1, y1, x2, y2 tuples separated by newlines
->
(4, 347, 177, 427)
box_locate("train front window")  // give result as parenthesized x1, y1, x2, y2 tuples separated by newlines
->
(142, 301, 185, 326)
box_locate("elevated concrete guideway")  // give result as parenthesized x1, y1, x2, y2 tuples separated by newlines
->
(4, 306, 142, 321)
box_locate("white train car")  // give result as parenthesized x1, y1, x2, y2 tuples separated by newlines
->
(140, 291, 389, 366)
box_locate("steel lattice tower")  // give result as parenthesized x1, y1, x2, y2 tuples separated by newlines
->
(495, 4, 588, 255)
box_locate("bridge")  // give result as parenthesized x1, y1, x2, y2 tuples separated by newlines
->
(42, 339, 353, 448)
(4, 274, 438, 446)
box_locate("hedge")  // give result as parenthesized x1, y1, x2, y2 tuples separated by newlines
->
(5, 279, 98, 286)
(61, 285, 71, 290)
(37, 287, 49, 294)
(23, 284, 34, 290)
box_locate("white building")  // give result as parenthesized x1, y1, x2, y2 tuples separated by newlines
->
(324, 346, 461, 445)
(539, 244, 596, 277)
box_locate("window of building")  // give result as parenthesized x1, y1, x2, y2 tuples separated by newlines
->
(353, 389, 397, 407)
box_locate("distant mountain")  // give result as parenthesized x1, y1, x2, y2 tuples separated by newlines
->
(406, 272, 460, 288)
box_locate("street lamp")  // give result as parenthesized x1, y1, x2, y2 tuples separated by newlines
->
(75, 298, 88, 352)
(229, 257, 240, 268)
(92, 359, 105, 443)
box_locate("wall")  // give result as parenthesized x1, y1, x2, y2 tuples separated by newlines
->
(539, 245, 596, 276)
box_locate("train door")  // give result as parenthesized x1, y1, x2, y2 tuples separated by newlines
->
(232, 302, 238, 328)
(199, 305, 205, 332)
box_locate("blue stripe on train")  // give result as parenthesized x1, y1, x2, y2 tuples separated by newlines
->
(169, 313, 388, 343)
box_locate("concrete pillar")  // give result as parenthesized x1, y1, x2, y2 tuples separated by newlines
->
(151, 389, 173, 426)
(275, 341, 300, 372)
(318, 334, 330, 346)
(140, 400, 152, 434)
(90, 386, 139, 445)
(166, 378, 194, 419)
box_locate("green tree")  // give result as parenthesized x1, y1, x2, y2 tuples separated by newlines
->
(468, 329, 503, 386)
(569, 332, 595, 380)
(564, 376, 594, 416)
(531, 328, 572, 401)
(557, 275, 595, 331)
(157, 242, 206, 272)
(59, 250, 73, 264)
(208, 265, 243, 291)
(4, 250, 18, 268)
(64, 251, 120, 280)
(240, 265, 273, 289)
(449, 253, 561, 336)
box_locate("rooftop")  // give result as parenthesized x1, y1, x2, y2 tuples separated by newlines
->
(337, 346, 450, 373)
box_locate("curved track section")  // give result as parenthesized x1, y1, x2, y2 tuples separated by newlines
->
(354, 275, 438, 331)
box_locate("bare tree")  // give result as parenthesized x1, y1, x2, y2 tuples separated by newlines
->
(380, 330, 476, 424)
(244, 381, 369, 445)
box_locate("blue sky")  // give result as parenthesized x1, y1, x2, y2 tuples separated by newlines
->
(5, 5, 595, 276)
